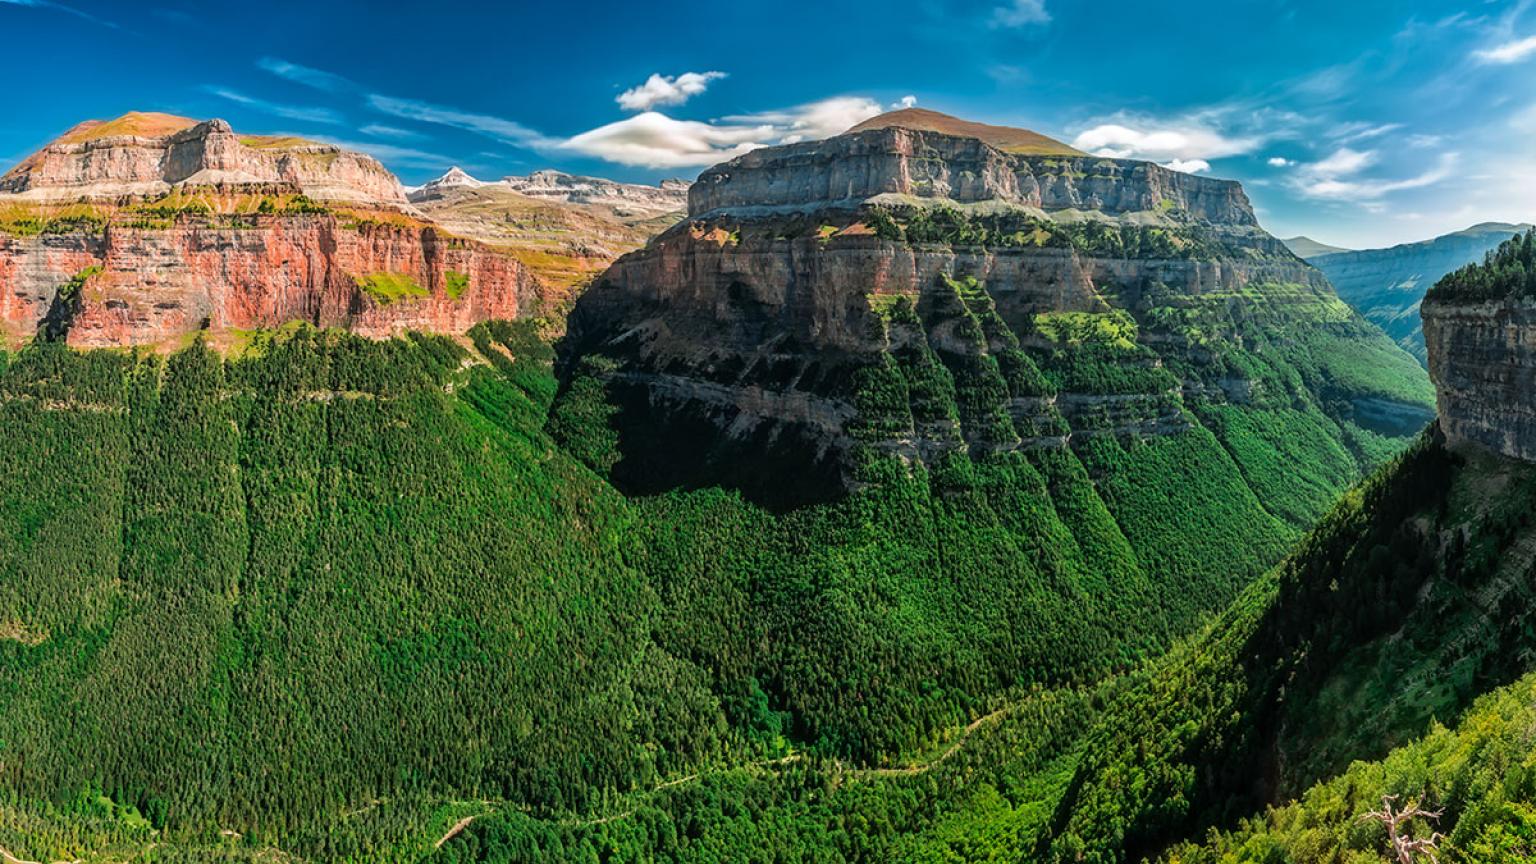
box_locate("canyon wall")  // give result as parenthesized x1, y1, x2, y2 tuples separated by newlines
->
(688, 127, 1258, 226)
(1, 116, 406, 205)
(557, 120, 1421, 505)
(1423, 298, 1536, 461)
(0, 215, 541, 347)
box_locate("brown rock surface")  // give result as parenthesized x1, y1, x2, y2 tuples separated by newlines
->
(1422, 297, 1536, 461)
(1, 112, 406, 205)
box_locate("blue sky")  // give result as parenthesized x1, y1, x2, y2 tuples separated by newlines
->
(1, 0, 1533, 247)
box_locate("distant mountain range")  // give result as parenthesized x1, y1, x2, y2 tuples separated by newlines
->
(1288, 223, 1534, 364)
(406, 167, 687, 294)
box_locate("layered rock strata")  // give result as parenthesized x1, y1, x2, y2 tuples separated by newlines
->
(1, 113, 406, 205)
(1422, 297, 1536, 461)
(557, 118, 1392, 503)
(0, 215, 539, 347)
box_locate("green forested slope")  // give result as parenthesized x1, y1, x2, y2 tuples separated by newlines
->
(0, 308, 1433, 862)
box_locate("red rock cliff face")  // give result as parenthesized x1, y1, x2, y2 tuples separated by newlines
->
(0, 215, 543, 347)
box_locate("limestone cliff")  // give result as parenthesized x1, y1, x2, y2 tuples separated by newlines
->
(1, 112, 406, 205)
(556, 111, 1432, 505)
(1422, 229, 1536, 461)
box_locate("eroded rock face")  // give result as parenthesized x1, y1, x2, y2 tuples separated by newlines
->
(0, 215, 540, 347)
(556, 123, 1354, 504)
(688, 127, 1256, 226)
(1, 116, 406, 205)
(1423, 298, 1536, 461)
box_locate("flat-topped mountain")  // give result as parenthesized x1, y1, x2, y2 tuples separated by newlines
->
(0, 114, 550, 347)
(558, 109, 1430, 511)
(1, 111, 406, 205)
(1310, 222, 1534, 364)
(847, 106, 1085, 156)
(687, 120, 1256, 224)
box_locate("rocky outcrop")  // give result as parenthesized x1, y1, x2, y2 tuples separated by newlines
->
(1, 113, 407, 205)
(687, 126, 1257, 226)
(0, 214, 541, 348)
(555, 112, 1390, 504)
(1422, 297, 1536, 461)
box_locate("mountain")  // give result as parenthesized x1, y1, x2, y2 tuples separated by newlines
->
(1280, 235, 1351, 257)
(499, 169, 689, 216)
(0, 110, 1448, 863)
(847, 106, 1085, 156)
(407, 167, 685, 297)
(439, 230, 1536, 863)
(0, 114, 550, 347)
(0, 111, 406, 205)
(560, 109, 1431, 507)
(1307, 222, 1533, 364)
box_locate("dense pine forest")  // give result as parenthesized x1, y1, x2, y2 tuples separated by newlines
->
(0, 299, 1437, 861)
(1425, 228, 1536, 302)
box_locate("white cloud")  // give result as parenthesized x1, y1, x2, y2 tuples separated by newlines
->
(1292, 147, 1458, 201)
(723, 96, 885, 144)
(1162, 159, 1211, 174)
(892, 95, 918, 110)
(368, 95, 556, 148)
(1267, 156, 1295, 167)
(359, 124, 423, 140)
(562, 112, 772, 169)
(1475, 34, 1536, 64)
(1331, 121, 1403, 143)
(1308, 147, 1377, 177)
(990, 0, 1050, 28)
(205, 87, 341, 124)
(564, 97, 887, 168)
(257, 57, 352, 93)
(616, 72, 726, 112)
(1070, 120, 1260, 164)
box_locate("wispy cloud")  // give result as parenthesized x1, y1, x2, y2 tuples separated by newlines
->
(257, 57, 352, 93)
(367, 94, 556, 148)
(204, 87, 342, 124)
(1268, 156, 1295, 167)
(1331, 121, 1404, 143)
(616, 71, 726, 112)
(1475, 34, 1536, 63)
(0, 0, 116, 27)
(989, 0, 1049, 28)
(1292, 146, 1458, 201)
(721, 96, 885, 144)
(360, 124, 424, 140)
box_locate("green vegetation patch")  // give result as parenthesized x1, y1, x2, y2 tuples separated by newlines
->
(444, 270, 471, 300)
(1032, 309, 1138, 349)
(356, 271, 429, 305)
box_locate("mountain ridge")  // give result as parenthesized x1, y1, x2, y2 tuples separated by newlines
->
(1308, 221, 1534, 364)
